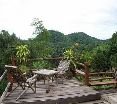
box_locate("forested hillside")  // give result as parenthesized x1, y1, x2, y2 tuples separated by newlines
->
(67, 32, 105, 51)
(0, 21, 116, 74)
(49, 31, 106, 52)
(49, 30, 107, 53)
(0, 29, 110, 70)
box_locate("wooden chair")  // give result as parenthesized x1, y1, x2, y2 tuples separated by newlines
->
(53, 60, 70, 83)
(5, 65, 37, 101)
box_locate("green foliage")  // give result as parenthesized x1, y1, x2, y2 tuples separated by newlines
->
(93, 85, 113, 90)
(32, 60, 52, 69)
(16, 45, 30, 64)
(92, 44, 111, 72)
(110, 53, 117, 68)
(67, 32, 104, 52)
(80, 51, 93, 64)
(63, 48, 77, 69)
(29, 18, 53, 58)
(0, 26, 111, 74)
(110, 32, 117, 55)
(31, 18, 45, 35)
(63, 49, 74, 60)
(109, 32, 117, 69)
(0, 30, 21, 71)
(19, 65, 30, 73)
(0, 76, 7, 95)
(49, 30, 69, 57)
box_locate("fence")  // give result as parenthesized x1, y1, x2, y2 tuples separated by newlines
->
(76, 64, 117, 87)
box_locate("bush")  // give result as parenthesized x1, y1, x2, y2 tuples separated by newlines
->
(32, 60, 52, 69)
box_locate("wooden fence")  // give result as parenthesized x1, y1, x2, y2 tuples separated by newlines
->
(76, 64, 117, 86)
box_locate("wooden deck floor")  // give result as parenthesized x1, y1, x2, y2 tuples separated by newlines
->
(3, 79, 101, 104)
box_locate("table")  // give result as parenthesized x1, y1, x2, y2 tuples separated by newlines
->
(33, 69, 59, 93)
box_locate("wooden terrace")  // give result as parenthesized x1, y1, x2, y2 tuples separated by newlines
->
(3, 79, 100, 104)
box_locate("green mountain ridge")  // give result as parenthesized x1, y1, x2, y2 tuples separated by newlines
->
(49, 30, 106, 51)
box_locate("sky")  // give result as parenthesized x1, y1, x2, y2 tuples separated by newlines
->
(0, 0, 117, 40)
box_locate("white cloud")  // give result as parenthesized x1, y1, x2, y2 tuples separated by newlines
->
(0, 0, 117, 39)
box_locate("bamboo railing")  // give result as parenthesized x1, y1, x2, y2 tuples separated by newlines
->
(0, 69, 10, 104)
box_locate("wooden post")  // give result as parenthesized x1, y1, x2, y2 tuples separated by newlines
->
(84, 62, 90, 86)
(7, 55, 16, 92)
(11, 55, 16, 66)
(7, 72, 14, 92)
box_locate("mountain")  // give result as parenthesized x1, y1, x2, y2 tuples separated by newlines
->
(66, 32, 106, 51)
(49, 30, 106, 52)
(67, 32, 104, 44)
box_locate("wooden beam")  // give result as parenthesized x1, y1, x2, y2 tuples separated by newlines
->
(90, 77, 113, 81)
(90, 72, 114, 76)
(89, 80, 117, 86)
(76, 69, 85, 76)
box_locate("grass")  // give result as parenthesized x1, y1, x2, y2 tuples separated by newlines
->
(93, 85, 114, 90)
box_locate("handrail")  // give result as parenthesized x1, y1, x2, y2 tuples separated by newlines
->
(90, 72, 114, 75)
(0, 70, 9, 104)
(76, 69, 85, 76)
(0, 82, 11, 104)
(0, 70, 7, 82)
(28, 57, 63, 61)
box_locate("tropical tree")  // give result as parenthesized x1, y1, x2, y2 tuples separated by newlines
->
(109, 32, 117, 69)
(0, 30, 21, 74)
(91, 44, 111, 72)
(29, 18, 53, 58)
(31, 18, 45, 35)
(80, 51, 93, 64)
(110, 32, 117, 55)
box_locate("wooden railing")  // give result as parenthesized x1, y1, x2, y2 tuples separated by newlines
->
(75, 62, 117, 86)
(28, 57, 63, 61)
(89, 71, 117, 86)
(0, 70, 7, 82)
(0, 69, 11, 104)
(75, 62, 90, 86)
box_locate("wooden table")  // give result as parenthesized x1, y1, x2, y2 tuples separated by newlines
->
(33, 69, 59, 93)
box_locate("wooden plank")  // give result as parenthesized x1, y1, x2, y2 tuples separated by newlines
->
(90, 80, 117, 86)
(5, 65, 17, 69)
(29, 57, 63, 61)
(3, 80, 101, 104)
(76, 69, 85, 76)
(90, 77, 113, 81)
(90, 72, 114, 76)
(16, 87, 29, 101)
